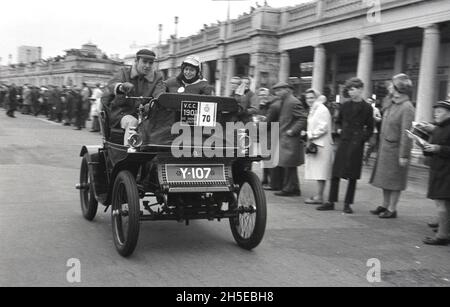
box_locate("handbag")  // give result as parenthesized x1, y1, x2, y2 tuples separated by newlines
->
(306, 142, 318, 155)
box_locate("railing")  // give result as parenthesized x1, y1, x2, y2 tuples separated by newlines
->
(324, 0, 362, 18)
(159, 44, 170, 56)
(178, 38, 191, 52)
(191, 34, 204, 47)
(230, 15, 252, 37)
(51, 63, 65, 70)
(287, 2, 317, 23)
(206, 28, 220, 42)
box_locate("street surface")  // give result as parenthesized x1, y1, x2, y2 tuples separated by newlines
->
(0, 112, 449, 287)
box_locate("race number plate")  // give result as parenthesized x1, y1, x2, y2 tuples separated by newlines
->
(165, 164, 225, 183)
(180, 101, 217, 127)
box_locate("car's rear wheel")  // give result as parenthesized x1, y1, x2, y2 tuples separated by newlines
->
(111, 170, 141, 257)
(229, 171, 267, 250)
(79, 154, 98, 221)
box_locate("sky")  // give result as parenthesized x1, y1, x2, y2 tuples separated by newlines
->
(0, 0, 309, 64)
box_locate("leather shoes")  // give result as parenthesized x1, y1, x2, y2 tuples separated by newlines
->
(427, 222, 439, 228)
(423, 237, 449, 246)
(263, 185, 276, 191)
(370, 206, 387, 215)
(317, 202, 334, 211)
(274, 191, 300, 197)
(379, 210, 397, 219)
(343, 204, 353, 214)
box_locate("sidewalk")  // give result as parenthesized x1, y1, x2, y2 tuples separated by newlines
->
(254, 160, 449, 286)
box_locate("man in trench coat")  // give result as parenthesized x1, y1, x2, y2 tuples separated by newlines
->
(317, 77, 374, 213)
(272, 82, 308, 196)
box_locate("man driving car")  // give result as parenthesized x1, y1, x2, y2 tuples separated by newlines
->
(107, 49, 165, 145)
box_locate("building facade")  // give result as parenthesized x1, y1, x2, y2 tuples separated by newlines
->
(0, 43, 124, 88)
(155, 0, 450, 122)
(17, 46, 42, 64)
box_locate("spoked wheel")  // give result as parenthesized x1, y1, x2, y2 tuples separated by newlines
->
(229, 171, 267, 250)
(79, 154, 98, 221)
(111, 170, 141, 257)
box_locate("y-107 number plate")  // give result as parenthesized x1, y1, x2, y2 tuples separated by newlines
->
(165, 164, 225, 183)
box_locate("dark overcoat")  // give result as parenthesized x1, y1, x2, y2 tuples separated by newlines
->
(278, 94, 308, 167)
(164, 77, 213, 95)
(332, 100, 374, 179)
(7, 86, 17, 110)
(107, 65, 165, 128)
(425, 118, 450, 200)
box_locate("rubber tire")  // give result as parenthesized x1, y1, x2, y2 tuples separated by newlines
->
(111, 170, 141, 257)
(80, 154, 98, 221)
(229, 171, 267, 250)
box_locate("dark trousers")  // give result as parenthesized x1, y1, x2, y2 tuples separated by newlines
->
(91, 115, 100, 131)
(270, 167, 284, 190)
(282, 167, 300, 193)
(328, 177, 357, 205)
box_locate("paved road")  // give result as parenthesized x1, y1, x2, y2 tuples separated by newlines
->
(0, 111, 449, 287)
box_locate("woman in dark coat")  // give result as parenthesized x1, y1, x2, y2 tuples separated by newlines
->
(370, 74, 415, 218)
(421, 101, 450, 245)
(164, 55, 213, 95)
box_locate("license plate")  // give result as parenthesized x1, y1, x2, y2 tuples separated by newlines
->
(165, 164, 225, 183)
(180, 101, 217, 127)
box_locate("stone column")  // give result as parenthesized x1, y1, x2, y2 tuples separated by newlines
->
(278, 51, 290, 83)
(394, 43, 405, 75)
(202, 61, 210, 82)
(357, 36, 374, 99)
(312, 44, 326, 92)
(416, 24, 440, 122)
(216, 59, 226, 96)
(250, 53, 260, 92)
(330, 53, 338, 96)
(216, 44, 227, 96)
(316, 0, 325, 19)
(225, 56, 236, 96)
(168, 57, 178, 78)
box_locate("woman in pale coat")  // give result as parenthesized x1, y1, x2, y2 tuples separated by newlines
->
(304, 89, 334, 205)
(370, 74, 415, 218)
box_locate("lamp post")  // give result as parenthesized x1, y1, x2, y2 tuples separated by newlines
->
(174, 16, 179, 39)
(212, 0, 249, 22)
(158, 24, 163, 45)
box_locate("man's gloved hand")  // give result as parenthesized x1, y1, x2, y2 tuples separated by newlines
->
(120, 82, 134, 94)
(143, 99, 157, 116)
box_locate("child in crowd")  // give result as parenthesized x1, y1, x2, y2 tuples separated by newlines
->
(420, 100, 450, 245)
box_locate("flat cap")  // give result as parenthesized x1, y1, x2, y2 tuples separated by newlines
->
(136, 49, 156, 61)
(433, 100, 450, 110)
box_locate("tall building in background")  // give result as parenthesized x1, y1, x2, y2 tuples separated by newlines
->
(17, 46, 42, 64)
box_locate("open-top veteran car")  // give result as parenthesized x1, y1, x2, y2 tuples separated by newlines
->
(76, 93, 268, 257)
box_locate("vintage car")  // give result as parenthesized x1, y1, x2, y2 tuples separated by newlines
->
(76, 93, 267, 257)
